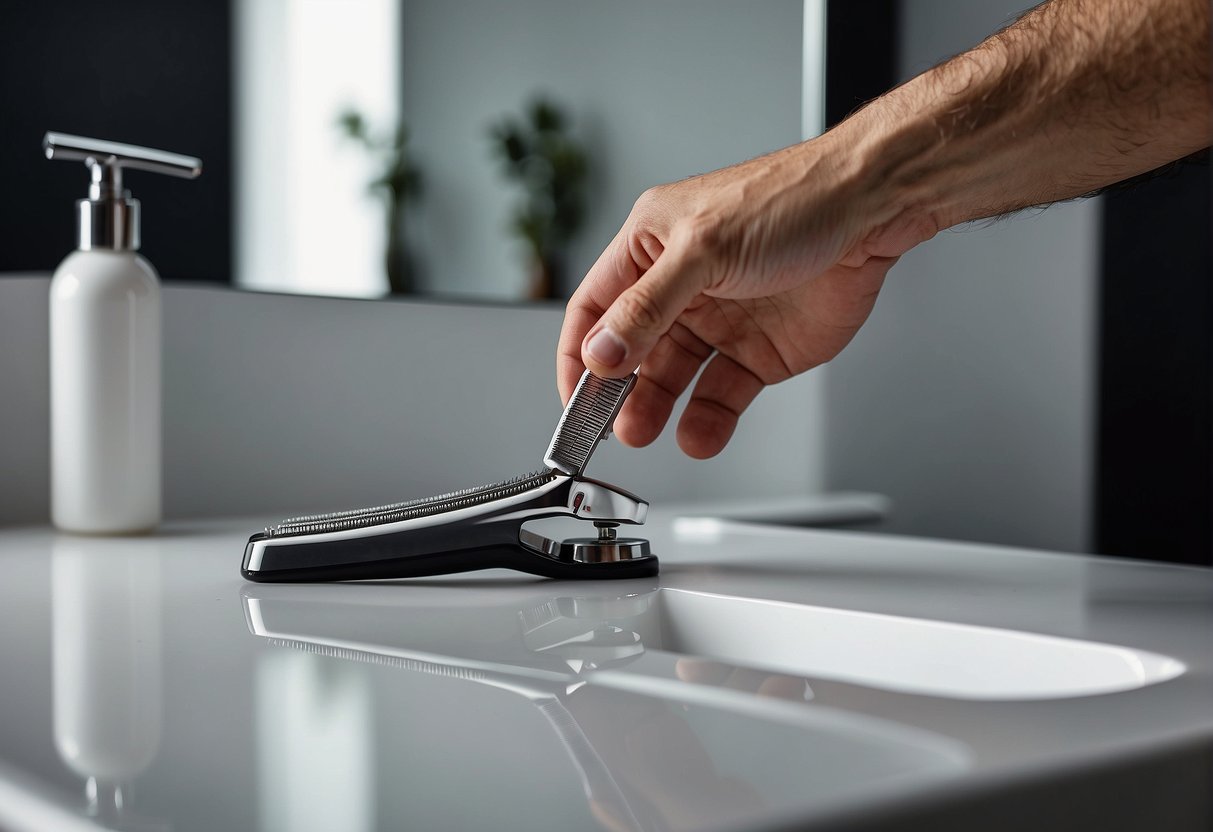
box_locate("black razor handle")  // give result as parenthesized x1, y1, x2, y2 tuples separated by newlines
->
(242, 521, 658, 583)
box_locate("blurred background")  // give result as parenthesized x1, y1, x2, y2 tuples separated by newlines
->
(0, 0, 1208, 565)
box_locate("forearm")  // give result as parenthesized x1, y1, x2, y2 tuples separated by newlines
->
(845, 0, 1211, 243)
(556, 0, 1211, 454)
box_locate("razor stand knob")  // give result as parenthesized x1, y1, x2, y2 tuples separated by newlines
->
(558, 523, 652, 564)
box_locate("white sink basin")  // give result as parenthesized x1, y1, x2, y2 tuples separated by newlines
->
(242, 585, 973, 828)
(648, 589, 1185, 700)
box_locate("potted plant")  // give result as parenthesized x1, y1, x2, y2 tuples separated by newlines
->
(489, 97, 589, 300)
(338, 109, 422, 295)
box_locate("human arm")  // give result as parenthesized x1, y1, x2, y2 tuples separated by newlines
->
(557, 0, 1212, 459)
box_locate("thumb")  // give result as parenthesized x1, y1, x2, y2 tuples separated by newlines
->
(581, 249, 707, 377)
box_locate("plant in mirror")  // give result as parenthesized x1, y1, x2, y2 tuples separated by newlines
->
(490, 97, 590, 300)
(233, 0, 809, 301)
(338, 109, 423, 295)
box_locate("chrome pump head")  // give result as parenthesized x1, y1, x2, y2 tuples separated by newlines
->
(43, 132, 202, 252)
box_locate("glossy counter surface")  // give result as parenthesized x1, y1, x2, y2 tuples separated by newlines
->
(0, 516, 1210, 831)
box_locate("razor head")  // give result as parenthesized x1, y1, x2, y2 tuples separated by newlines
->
(544, 371, 637, 476)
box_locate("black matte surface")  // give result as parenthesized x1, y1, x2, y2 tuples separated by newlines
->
(243, 544, 659, 583)
(0, 0, 232, 283)
(243, 524, 659, 583)
(1097, 161, 1213, 566)
(825, 1, 899, 129)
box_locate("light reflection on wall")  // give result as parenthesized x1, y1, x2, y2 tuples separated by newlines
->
(236, 0, 400, 299)
(235, 1, 819, 302)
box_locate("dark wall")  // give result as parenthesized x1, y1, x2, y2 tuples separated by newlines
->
(829, 1, 1211, 565)
(826, 1, 899, 129)
(0, 1, 231, 284)
(1097, 162, 1213, 566)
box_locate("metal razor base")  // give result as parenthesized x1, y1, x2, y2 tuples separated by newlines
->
(560, 537, 652, 564)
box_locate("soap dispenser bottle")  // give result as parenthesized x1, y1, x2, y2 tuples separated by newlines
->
(44, 133, 202, 534)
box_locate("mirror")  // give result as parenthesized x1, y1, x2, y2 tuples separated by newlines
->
(235, 0, 821, 302)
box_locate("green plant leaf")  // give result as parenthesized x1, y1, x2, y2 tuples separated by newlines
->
(337, 108, 370, 144)
(491, 96, 589, 259)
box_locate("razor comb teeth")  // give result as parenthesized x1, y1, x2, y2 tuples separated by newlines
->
(265, 469, 557, 538)
(544, 372, 637, 476)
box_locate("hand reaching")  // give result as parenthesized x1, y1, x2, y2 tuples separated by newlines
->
(558, 136, 927, 458)
(558, 0, 1211, 460)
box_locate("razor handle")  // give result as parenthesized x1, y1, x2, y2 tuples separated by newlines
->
(242, 519, 658, 583)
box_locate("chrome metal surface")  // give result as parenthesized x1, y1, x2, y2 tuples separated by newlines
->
(518, 528, 563, 559)
(514, 528, 652, 565)
(76, 197, 140, 251)
(544, 371, 636, 476)
(563, 536, 651, 564)
(43, 133, 203, 179)
(43, 132, 201, 251)
(565, 478, 648, 525)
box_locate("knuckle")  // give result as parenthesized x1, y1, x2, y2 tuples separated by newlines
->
(679, 212, 727, 257)
(615, 286, 665, 333)
(633, 186, 664, 214)
(628, 227, 665, 268)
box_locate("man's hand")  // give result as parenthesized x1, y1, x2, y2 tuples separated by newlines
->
(559, 0, 1211, 459)
(558, 135, 926, 458)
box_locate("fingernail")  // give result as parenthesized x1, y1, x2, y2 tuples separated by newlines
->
(586, 327, 626, 368)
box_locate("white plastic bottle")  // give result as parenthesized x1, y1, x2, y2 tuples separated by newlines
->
(44, 133, 201, 534)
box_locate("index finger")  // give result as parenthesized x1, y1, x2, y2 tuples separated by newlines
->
(557, 229, 642, 403)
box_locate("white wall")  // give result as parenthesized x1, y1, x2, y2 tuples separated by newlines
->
(0, 278, 50, 524)
(235, 0, 400, 298)
(399, 0, 806, 299)
(824, 0, 1098, 553)
(0, 277, 821, 526)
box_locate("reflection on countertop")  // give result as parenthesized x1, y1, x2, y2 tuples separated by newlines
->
(52, 536, 166, 832)
(0, 517, 1207, 831)
(244, 586, 969, 832)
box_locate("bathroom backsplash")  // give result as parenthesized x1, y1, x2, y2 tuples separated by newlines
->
(0, 276, 824, 525)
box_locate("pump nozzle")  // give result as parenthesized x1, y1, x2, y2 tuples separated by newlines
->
(43, 132, 202, 251)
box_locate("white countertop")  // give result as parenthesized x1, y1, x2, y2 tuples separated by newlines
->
(0, 514, 1210, 831)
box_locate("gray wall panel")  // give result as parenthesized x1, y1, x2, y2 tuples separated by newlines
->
(824, 0, 1097, 552)
(0, 277, 819, 526)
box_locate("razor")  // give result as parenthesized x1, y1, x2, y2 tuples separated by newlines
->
(241, 371, 657, 582)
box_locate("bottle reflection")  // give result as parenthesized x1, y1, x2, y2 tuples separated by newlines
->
(52, 536, 164, 829)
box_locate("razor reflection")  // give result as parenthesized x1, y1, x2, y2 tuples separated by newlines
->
(245, 588, 653, 829)
(242, 587, 814, 831)
(242, 371, 658, 582)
